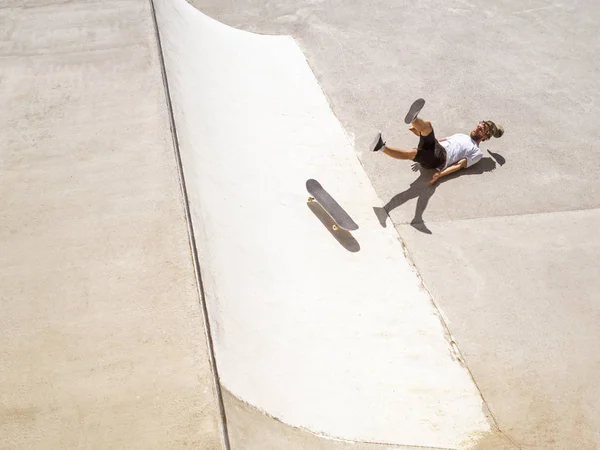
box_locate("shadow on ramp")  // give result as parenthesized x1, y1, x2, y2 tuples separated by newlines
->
(307, 201, 360, 252)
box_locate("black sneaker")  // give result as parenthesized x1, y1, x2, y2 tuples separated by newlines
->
(370, 131, 386, 152)
(404, 98, 425, 124)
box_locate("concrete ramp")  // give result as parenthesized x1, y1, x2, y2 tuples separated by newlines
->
(154, 0, 492, 447)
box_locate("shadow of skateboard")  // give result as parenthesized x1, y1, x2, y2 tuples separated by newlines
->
(306, 179, 358, 232)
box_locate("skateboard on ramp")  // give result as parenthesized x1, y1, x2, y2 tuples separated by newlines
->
(306, 179, 358, 232)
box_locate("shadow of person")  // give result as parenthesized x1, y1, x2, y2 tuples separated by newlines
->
(487, 149, 506, 166)
(373, 157, 497, 234)
(373, 165, 436, 234)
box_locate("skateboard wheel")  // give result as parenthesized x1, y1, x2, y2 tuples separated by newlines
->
(332, 225, 339, 231)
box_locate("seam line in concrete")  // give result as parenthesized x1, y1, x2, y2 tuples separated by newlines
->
(396, 239, 521, 449)
(365, 196, 522, 448)
(148, 1, 231, 448)
(351, 150, 520, 448)
(395, 205, 600, 228)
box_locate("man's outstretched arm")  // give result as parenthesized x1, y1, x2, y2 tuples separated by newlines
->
(429, 158, 467, 185)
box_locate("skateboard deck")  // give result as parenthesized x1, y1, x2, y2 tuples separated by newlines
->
(306, 179, 358, 232)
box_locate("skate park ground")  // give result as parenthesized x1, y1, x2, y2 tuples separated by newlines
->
(189, 0, 600, 447)
(2, 0, 599, 449)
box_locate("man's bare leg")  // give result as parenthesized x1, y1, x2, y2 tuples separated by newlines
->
(370, 115, 432, 159)
(383, 118, 433, 159)
(410, 117, 433, 136)
(382, 145, 417, 160)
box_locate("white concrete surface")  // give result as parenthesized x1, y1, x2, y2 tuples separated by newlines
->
(155, 0, 491, 447)
(0, 0, 223, 448)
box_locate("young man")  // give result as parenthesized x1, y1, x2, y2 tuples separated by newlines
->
(370, 99, 504, 185)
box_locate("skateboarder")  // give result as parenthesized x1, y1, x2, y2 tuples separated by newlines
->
(370, 99, 504, 185)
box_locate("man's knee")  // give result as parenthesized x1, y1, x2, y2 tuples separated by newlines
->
(413, 118, 433, 136)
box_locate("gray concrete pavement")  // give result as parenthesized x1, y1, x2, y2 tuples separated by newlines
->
(3, 0, 598, 447)
(0, 1, 223, 448)
(399, 209, 600, 450)
(190, 0, 600, 448)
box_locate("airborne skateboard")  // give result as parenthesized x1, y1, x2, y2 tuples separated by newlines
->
(306, 179, 358, 232)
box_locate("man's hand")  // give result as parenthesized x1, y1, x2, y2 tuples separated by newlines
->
(429, 172, 441, 186)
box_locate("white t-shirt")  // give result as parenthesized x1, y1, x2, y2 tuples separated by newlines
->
(439, 133, 483, 170)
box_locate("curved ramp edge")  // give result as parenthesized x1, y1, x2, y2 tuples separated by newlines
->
(223, 388, 480, 450)
(224, 388, 516, 450)
(154, 0, 490, 447)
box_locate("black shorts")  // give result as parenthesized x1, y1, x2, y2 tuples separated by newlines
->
(414, 130, 447, 169)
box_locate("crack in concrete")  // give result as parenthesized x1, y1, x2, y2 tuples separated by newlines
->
(148, 1, 231, 448)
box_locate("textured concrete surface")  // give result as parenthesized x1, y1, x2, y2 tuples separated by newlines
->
(0, 1, 223, 448)
(399, 209, 600, 450)
(187, 0, 600, 448)
(3, 0, 598, 447)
